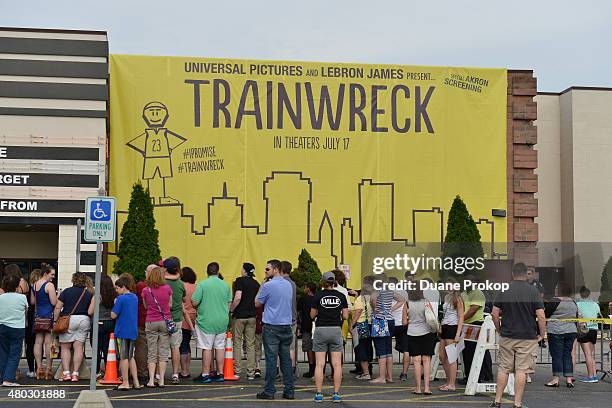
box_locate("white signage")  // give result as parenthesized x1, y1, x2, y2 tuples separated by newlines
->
(85, 196, 116, 242)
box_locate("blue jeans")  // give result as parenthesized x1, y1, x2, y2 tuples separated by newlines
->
(0, 324, 25, 382)
(549, 332, 576, 377)
(262, 324, 294, 396)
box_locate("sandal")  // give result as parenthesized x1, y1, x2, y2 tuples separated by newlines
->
(71, 372, 80, 382)
(45, 368, 54, 380)
(133, 384, 144, 390)
(36, 367, 46, 380)
(114, 386, 131, 391)
(60, 371, 71, 382)
(412, 391, 423, 395)
(439, 385, 455, 391)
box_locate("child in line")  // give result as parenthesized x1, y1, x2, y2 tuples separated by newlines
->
(111, 276, 143, 391)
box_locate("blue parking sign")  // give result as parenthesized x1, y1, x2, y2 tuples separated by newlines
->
(90, 200, 111, 222)
(85, 197, 116, 242)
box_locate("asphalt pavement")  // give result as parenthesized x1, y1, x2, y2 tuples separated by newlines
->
(1, 364, 611, 408)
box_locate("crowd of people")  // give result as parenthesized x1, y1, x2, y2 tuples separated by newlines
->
(0, 259, 609, 406)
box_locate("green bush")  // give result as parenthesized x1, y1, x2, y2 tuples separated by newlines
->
(441, 195, 484, 281)
(290, 249, 322, 301)
(113, 182, 161, 282)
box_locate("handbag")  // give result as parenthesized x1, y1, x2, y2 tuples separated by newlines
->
(355, 295, 371, 339)
(33, 282, 53, 333)
(371, 293, 391, 337)
(147, 287, 177, 334)
(53, 288, 87, 334)
(425, 301, 441, 333)
(371, 317, 390, 337)
(573, 300, 589, 340)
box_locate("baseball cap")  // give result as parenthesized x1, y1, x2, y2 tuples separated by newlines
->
(163, 258, 179, 273)
(322, 271, 336, 283)
(243, 262, 255, 276)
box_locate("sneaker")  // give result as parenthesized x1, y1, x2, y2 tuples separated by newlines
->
(26, 372, 36, 379)
(356, 374, 371, 380)
(254, 369, 262, 378)
(314, 393, 324, 403)
(247, 375, 255, 380)
(349, 368, 362, 374)
(332, 392, 342, 403)
(282, 392, 295, 400)
(256, 392, 275, 400)
(399, 373, 408, 381)
(488, 402, 501, 408)
(579, 376, 599, 383)
(212, 374, 225, 383)
(193, 374, 212, 384)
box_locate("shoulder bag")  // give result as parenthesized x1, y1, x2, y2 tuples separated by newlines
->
(425, 300, 441, 333)
(33, 282, 53, 333)
(371, 295, 390, 337)
(147, 286, 177, 334)
(53, 288, 87, 334)
(355, 295, 371, 339)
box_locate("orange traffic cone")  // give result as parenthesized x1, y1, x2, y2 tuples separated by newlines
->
(223, 331, 239, 381)
(99, 333, 122, 385)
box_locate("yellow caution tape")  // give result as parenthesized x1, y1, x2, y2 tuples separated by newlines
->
(547, 318, 612, 324)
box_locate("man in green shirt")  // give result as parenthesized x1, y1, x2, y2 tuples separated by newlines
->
(191, 262, 232, 383)
(164, 257, 186, 384)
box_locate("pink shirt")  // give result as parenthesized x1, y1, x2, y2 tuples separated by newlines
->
(141, 284, 172, 322)
(182, 282, 197, 323)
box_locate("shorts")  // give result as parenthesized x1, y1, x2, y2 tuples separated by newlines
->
(577, 329, 597, 344)
(301, 332, 313, 352)
(143, 157, 172, 179)
(393, 324, 409, 353)
(406, 332, 437, 356)
(118, 338, 136, 360)
(145, 320, 171, 363)
(440, 324, 459, 340)
(313, 326, 343, 353)
(194, 325, 226, 350)
(498, 336, 538, 374)
(179, 328, 192, 354)
(372, 320, 395, 358)
(169, 321, 183, 348)
(59, 315, 91, 343)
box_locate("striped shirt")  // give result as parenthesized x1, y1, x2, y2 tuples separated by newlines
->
(373, 290, 394, 320)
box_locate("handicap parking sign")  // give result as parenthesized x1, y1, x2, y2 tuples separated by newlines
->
(85, 197, 116, 242)
(90, 200, 111, 222)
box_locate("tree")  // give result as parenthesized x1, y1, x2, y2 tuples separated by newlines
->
(290, 249, 322, 302)
(599, 256, 612, 316)
(441, 195, 484, 280)
(113, 182, 161, 282)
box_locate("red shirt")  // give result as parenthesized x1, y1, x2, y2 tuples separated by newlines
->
(135, 281, 147, 329)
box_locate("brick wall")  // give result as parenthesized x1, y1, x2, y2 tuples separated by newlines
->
(507, 71, 538, 267)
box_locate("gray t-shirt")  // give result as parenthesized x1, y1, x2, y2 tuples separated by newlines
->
(546, 298, 579, 334)
(407, 300, 431, 336)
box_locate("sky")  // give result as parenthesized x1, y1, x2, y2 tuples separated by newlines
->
(1, 0, 610, 92)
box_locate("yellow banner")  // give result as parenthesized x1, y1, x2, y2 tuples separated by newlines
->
(109, 55, 507, 286)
